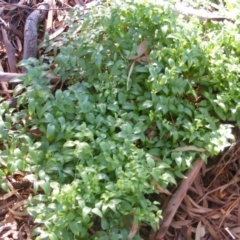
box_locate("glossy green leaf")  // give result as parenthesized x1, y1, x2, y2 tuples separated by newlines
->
(92, 208, 103, 218)
(46, 124, 56, 141)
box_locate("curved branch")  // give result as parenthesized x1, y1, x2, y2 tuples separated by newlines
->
(22, 3, 49, 72)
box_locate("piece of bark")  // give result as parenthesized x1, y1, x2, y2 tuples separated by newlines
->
(45, 0, 54, 33)
(22, 3, 49, 72)
(155, 159, 204, 240)
(0, 72, 60, 83)
(0, 72, 25, 82)
(1, 27, 16, 73)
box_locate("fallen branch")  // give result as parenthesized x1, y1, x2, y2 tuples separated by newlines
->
(155, 159, 204, 240)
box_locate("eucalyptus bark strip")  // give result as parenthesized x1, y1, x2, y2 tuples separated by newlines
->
(155, 159, 204, 240)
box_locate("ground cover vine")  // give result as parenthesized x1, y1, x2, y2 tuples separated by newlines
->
(1, 0, 240, 239)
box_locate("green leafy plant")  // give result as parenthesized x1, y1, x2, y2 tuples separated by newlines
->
(1, 0, 240, 239)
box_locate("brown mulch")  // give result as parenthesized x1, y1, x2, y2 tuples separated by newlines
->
(1, 0, 240, 239)
(164, 140, 240, 240)
(0, 173, 35, 240)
